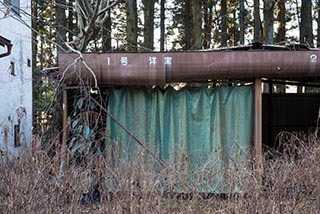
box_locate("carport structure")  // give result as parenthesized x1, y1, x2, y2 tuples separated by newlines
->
(59, 43, 320, 174)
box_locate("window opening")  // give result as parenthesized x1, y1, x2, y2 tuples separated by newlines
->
(4, 0, 20, 16)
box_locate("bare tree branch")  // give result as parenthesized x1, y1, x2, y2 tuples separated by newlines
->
(72, 0, 119, 51)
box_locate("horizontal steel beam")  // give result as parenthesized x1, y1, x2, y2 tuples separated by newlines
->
(59, 51, 320, 85)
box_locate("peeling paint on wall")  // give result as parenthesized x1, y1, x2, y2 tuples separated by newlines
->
(16, 106, 27, 147)
(0, 107, 28, 155)
(0, 0, 32, 156)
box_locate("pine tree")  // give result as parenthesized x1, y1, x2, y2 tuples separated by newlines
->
(160, 0, 165, 51)
(300, 0, 313, 47)
(55, 0, 67, 51)
(126, 0, 138, 51)
(276, 0, 286, 44)
(263, 0, 275, 44)
(142, 0, 155, 50)
(239, 0, 245, 44)
(317, 0, 320, 47)
(254, 0, 263, 41)
(192, 0, 202, 49)
(221, 0, 228, 46)
(203, 0, 215, 48)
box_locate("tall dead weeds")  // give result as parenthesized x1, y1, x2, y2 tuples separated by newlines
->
(0, 130, 319, 213)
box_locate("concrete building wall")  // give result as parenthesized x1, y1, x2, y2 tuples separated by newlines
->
(0, 0, 32, 156)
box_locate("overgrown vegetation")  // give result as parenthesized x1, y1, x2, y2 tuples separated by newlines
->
(0, 130, 319, 213)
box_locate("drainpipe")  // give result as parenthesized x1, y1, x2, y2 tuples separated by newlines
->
(0, 36, 13, 58)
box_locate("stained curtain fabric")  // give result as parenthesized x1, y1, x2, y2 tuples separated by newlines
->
(106, 86, 253, 193)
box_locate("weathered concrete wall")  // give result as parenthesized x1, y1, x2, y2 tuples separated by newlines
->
(0, 0, 32, 156)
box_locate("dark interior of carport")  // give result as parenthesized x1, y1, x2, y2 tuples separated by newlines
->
(262, 79, 320, 151)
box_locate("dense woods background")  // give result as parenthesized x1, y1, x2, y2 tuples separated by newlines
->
(32, 0, 320, 66)
(31, 0, 319, 134)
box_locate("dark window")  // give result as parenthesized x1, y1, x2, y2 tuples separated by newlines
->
(14, 124, 20, 147)
(4, 0, 20, 16)
(10, 61, 15, 76)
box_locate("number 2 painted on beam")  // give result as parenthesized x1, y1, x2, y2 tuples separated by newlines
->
(310, 54, 317, 63)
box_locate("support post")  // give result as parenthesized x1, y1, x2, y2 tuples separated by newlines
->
(254, 79, 263, 167)
(62, 88, 68, 145)
(59, 87, 68, 178)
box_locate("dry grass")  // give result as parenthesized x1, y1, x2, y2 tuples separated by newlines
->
(0, 131, 320, 214)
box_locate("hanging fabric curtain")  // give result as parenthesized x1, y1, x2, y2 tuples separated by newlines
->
(106, 85, 253, 193)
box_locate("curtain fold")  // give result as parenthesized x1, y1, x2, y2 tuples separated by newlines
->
(106, 85, 253, 193)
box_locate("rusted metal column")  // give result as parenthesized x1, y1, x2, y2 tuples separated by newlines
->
(254, 79, 263, 167)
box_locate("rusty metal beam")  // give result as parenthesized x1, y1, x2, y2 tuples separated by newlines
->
(59, 51, 320, 85)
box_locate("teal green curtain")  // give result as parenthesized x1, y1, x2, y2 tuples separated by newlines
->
(106, 86, 253, 193)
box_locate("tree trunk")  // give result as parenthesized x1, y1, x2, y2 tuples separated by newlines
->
(203, 0, 213, 48)
(142, 0, 155, 50)
(185, 0, 192, 50)
(68, 0, 74, 42)
(254, 0, 263, 41)
(221, 0, 227, 47)
(32, 0, 38, 66)
(239, 0, 245, 45)
(56, 0, 67, 51)
(102, 10, 112, 51)
(318, 0, 320, 47)
(276, 0, 286, 43)
(263, 0, 274, 44)
(233, 9, 239, 45)
(160, 0, 165, 51)
(192, 0, 202, 49)
(126, 0, 138, 51)
(40, 38, 44, 69)
(300, 0, 313, 47)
